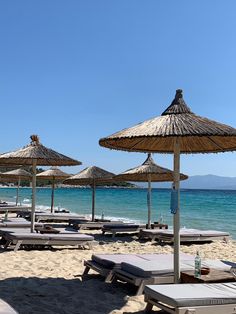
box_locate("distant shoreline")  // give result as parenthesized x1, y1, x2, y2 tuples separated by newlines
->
(1, 185, 236, 191)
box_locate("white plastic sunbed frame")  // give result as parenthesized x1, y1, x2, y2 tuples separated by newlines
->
(2, 233, 94, 252)
(157, 233, 230, 244)
(139, 228, 230, 243)
(0, 206, 32, 213)
(114, 268, 173, 295)
(83, 259, 117, 282)
(35, 213, 85, 222)
(102, 225, 144, 238)
(113, 258, 235, 296)
(83, 253, 183, 285)
(144, 283, 236, 314)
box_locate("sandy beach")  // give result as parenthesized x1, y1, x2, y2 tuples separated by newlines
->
(0, 228, 235, 314)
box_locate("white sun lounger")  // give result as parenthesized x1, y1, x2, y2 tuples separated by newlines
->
(102, 223, 144, 238)
(144, 282, 236, 314)
(0, 220, 44, 228)
(1, 231, 94, 251)
(139, 228, 230, 243)
(71, 221, 124, 230)
(83, 253, 194, 284)
(113, 258, 235, 295)
(0, 206, 31, 213)
(0, 299, 18, 313)
(35, 213, 85, 222)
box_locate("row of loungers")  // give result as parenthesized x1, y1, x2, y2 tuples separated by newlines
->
(69, 219, 124, 230)
(69, 219, 144, 236)
(3, 217, 230, 243)
(83, 253, 235, 295)
(17, 211, 86, 223)
(70, 218, 230, 241)
(0, 217, 94, 251)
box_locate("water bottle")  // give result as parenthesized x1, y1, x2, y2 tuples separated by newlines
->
(194, 251, 201, 278)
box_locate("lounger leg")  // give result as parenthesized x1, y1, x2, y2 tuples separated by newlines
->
(105, 271, 114, 283)
(82, 266, 90, 276)
(87, 242, 93, 250)
(3, 240, 11, 251)
(145, 302, 153, 313)
(14, 240, 23, 252)
(135, 281, 145, 296)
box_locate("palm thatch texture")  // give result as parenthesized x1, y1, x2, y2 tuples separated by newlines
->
(64, 166, 115, 221)
(0, 168, 32, 205)
(115, 153, 188, 228)
(99, 89, 236, 153)
(0, 135, 81, 232)
(36, 167, 70, 213)
(99, 89, 236, 283)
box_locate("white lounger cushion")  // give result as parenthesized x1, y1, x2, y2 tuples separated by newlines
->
(142, 228, 229, 237)
(5, 233, 94, 241)
(0, 222, 43, 228)
(35, 213, 85, 221)
(121, 259, 233, 277)
(145, 282, 236, 307)
(92, 253, 193, 269)
(0, 299, 18, 313)
(102, 224, 140, 230)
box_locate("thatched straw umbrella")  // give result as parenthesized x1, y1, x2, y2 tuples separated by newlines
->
(99, 89, 236, 282)
(64, 166, 115, 221)
(0, 168, 32, 205)
(36, 167, 70, 213)
(115, 153, 188, 228)
(0, 135, 81, 232)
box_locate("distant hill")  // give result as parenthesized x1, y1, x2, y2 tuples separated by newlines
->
(135, 175, 236, 190)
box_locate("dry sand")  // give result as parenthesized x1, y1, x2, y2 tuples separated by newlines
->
(0, 229, 235, 314)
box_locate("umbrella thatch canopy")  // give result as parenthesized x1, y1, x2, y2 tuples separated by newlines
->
(99, 89, 236, 283)
(0, 135, 81, 232)
(115, 153, 188, 182)
(99, 89, 236, 153)
(0, 168, 32, 205)
(115, 153, 188, 228)
(64, 166, 115, 221)
(36, 167, 70, 213)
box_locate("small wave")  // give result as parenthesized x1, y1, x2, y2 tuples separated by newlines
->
(36, 205, 49, 211)
(23, 198, 31, 203)
(35, 204, 70, 213)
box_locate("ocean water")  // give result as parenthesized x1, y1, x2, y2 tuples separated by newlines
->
(0, 187, 235, 239)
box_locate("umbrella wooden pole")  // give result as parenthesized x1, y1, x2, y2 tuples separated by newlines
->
(31, 160, 37, 233)
(173, 138, 180, 283)
(147, 174, 152, 229)
(16, 177, 20, 206)
(51, 178, 55, 213)
(91, 180, 96, 222)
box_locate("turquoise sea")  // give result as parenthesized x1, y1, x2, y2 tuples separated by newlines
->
(0, 187, 235, 239)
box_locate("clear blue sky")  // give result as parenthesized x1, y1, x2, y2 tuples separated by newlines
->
(1, 1, 236, 176)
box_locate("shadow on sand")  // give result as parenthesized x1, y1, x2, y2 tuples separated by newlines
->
(0, 276, 142, 314)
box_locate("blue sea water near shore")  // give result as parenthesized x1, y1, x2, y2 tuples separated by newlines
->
(0, 187, 235, 239)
